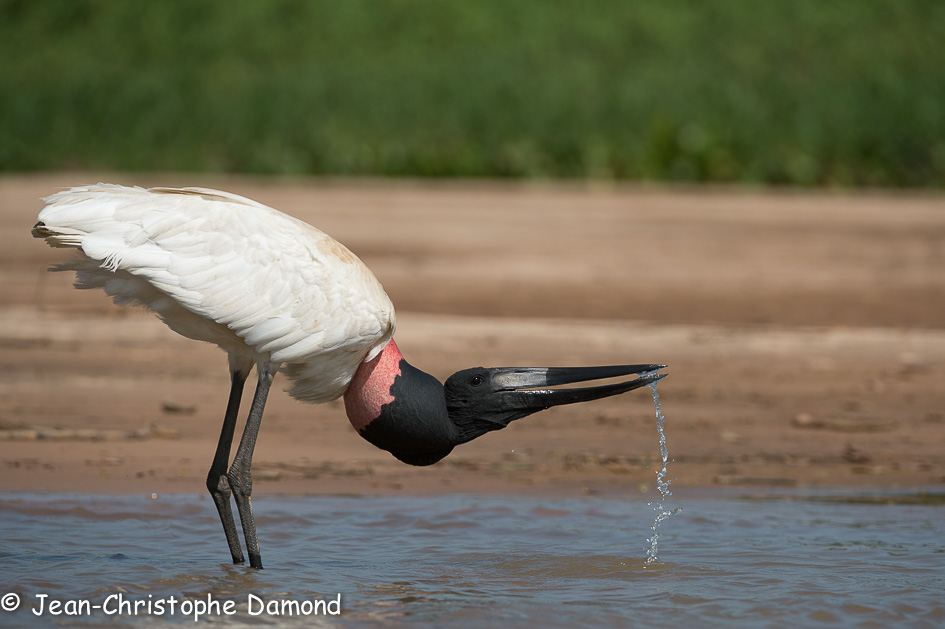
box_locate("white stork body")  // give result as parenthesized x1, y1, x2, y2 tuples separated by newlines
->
(33, 183, 665, 569)
(36, 184, 395, 403)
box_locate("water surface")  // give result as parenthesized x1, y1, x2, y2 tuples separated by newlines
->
(1, 490, 942, 627)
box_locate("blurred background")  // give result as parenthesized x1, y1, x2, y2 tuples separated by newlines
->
(1, 0, 943, 495)
(2, 0, 943, 186)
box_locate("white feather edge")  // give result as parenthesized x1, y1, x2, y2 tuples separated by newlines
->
(34, 183, 396, 403)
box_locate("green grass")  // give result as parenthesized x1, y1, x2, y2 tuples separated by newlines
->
(2, 0, 944, 186)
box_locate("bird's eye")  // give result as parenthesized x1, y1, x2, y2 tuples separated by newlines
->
(470, 375, 484, 387)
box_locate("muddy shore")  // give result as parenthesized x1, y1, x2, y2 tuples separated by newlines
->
(2, 175, 943, 497)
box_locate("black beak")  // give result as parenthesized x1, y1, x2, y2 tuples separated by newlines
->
(491, 364, 666, 411)
(444, 363, 667, 445)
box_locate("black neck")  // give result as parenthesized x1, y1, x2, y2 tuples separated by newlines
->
(356, 360, 459, 466)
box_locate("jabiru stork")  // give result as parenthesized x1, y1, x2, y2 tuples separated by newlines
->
(32, 184, 666, 569)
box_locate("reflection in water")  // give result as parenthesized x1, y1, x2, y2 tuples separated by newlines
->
(1, 490, 943, 627)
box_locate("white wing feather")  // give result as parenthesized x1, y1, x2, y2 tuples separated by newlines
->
(34, 184, 395, 403)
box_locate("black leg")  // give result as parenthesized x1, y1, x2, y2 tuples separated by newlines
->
(227, 362, 277, 570)
(206, 368, 249, 564)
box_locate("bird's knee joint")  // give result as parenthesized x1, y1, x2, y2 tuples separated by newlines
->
(206, 471, 232, 498)
(226, 469, 253, 498)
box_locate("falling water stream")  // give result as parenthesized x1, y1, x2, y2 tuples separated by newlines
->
(644, 377, 680, 564)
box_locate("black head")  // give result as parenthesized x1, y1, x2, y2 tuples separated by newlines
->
(356, 360, 666, 467)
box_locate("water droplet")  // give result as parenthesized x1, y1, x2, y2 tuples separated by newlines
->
(643, 376, 681, 564)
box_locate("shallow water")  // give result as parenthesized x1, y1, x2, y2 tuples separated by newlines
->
(1, 490, 943, 628)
